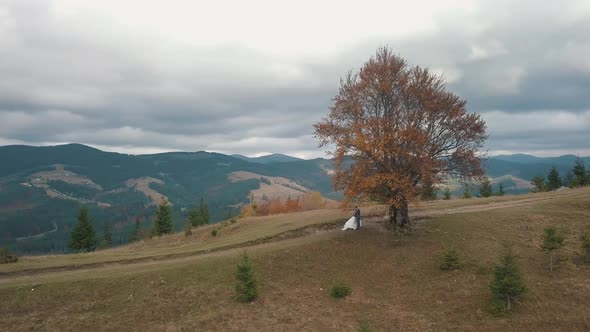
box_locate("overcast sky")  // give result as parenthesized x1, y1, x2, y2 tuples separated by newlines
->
(1, 0, 589, 158)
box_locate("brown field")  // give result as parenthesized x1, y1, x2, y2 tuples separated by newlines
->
(125, 177, 168, 206)
(1, 188, 589, 331)
(29, 166, 103, 190)
(229, 171, 310, 203)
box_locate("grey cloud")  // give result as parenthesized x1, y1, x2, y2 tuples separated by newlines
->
(0, 0, 589, 158)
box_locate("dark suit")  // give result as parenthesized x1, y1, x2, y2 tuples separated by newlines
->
(354, 208, 361, 229)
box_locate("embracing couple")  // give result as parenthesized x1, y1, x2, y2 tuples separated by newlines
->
(342, 206, 362, 230)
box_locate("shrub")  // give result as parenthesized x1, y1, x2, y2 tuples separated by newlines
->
(440, 248, 461, 271)
(235, 252, 257, 302)
(541, 227, 564, 271)
(358, 319, 376, 332)
(490, 246, 526, 314)
(98, 239, 111, 250)
(230, 218, 238, 224)
(331, 284, 352, 298)
(184, 219, 192, 237)
(462, 184, 472, 199)
(0, 247, 18, 264)
(211, 228, 218, 237)
(443, 187, 452, 200)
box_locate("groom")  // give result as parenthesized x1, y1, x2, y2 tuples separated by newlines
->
(353, 206, 361, 230)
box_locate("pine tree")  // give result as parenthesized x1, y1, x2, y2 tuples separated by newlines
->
(572, 158, 588, 187)
(564, 171, 574, 188)
(490, 246, 526, 313)
(200, 198, 210, 224)
(479, 178, 493, 198)
(542, 227, 564, 271)
(443, 187, 452, 200)
(131, 216, 142, 242)
(531, 176, 546, 192)
(188, 206, 202, 227)
(420, 178, 438, 200)
(462, 184, 472, 199)
(69, 206, 97, 251)
(496, 183, 505, 196)
(235, 252, 257, 302)
(546, 166, 562, 191)
(153, 199, 173, 236)
(103, 221, 112, 247)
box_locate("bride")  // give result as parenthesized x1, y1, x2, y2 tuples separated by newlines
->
(342, 215, 361, 230)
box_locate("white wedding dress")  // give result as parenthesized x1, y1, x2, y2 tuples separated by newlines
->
(342, 216, 362, 230)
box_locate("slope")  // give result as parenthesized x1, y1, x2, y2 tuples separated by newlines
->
(1, 188, 589, 331)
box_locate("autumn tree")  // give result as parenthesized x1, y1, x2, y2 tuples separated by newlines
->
(314, 48, 486, 226)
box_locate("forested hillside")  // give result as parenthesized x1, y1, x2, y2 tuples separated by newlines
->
(0, 144, 587, 254)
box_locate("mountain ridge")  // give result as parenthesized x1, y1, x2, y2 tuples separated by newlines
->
(1, 143, 588, 254)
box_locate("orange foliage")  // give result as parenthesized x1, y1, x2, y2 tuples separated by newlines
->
(314, 47, 487, 226)
(239, 192, 329, 217)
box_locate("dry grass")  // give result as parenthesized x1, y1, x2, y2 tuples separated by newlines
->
(1, 188, 589, 331)
(125, 177, 168, 206)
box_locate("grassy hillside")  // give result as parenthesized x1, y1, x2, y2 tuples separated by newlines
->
(1, 188, 589, 331)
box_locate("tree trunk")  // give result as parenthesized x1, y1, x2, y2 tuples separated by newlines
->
(549, 251, 554, 271)
(507, 297, 511, 310)
(388, 200, 411, 226)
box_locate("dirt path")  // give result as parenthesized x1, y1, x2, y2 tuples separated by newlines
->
(1, 190, 585, 282)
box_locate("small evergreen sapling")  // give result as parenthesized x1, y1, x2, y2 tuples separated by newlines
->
(440, 248, 461, 271)
(103, 221, 112, 248)
(541, 227, 564, 271)
(199, 197, 210, 224)
(330, 284, 352, 298)
(131, 216, 142, 242)
(463, 184, 472, 199)
(531, 176, 546, 193)
(479, 178, 493, 198)
(184, 219, 192, 237)
(235, 252, 257, 302)
(443, 187, 452, 200)
(490, 246, 526, 314)
(496, 183, 505, 196)
(0, 247, 18, 264)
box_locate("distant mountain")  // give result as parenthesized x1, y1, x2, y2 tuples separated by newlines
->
(490, 154, 590, 166)
(0, 143, 588, 254)
(231, 153, 303, 164)
(0, 144, 336, 254)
